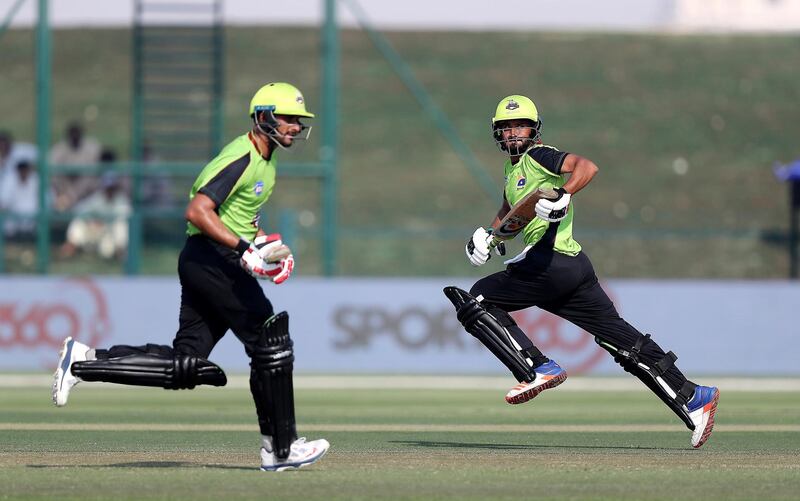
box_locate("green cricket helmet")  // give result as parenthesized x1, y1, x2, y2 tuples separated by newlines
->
(249, 82, 315, 119)
(250, 82, 314, 147)
(491, 95, 542, 153)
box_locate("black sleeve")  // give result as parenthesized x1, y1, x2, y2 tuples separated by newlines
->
(197, 153, 251, 208)
(528, 146, 569, 175)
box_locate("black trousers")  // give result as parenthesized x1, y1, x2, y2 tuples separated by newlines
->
(470, 248, 690, 390)
(102, 235, 274, 360)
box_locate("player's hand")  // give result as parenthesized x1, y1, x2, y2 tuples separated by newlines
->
(254, 233, 295, 284)
(254, 233, 291, 262)
(465, 227, 494, 266)
(535, 187, 571, 222)
(236, 238, 272, 279)
(267, 253, 294, 284)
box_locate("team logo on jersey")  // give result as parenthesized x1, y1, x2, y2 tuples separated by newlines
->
(506, 100, 519, 111)
(516, 176, 526, 190)
(254, 180, 264, 195)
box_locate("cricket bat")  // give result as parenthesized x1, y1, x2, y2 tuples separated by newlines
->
(489, 187, 558, 248)
(263, 245, 292, 263)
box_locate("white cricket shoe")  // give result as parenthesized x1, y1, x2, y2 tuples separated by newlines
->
(260, 437, 330, 472)
(505, 360, 567, 404)
(52, 336, 89, 407)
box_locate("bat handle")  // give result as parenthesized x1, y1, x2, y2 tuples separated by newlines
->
(487, 229, 501, 249)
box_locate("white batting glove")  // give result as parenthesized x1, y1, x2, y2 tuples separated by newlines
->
(254, 234, 295, 284)
(535, 187, 571, 222)
(465, 227, 493, 266)
(236, 238, 271, 279)
(268, 254, 295, 284)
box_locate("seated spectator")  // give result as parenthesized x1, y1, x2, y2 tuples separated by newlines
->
(141, 143, 174, 209)
(58, 171, 131, 260)
(0, 130, 36, 193)
(50, 121, 101, 211)
(49, 121, 101, 166)
(98, 147, 130, 194)
(0, 159, 40, 238)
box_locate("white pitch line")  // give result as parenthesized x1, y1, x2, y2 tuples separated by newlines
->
(1, 423, 799, 433)
(2, 374, 800, 391)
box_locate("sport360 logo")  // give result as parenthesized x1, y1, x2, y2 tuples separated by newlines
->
(332, 303, 606, 374)
(0, 278, 110, 350)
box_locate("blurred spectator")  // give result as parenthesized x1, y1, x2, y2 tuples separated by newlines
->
(0, 131, 36, 193)
(141, 142, 174, 209)
(0, 159, 41, 238)
(50, 121, 101, 211)
(774, 159, 800, 182)
(58, 171, 131, 260)
(98, 147, 129, 193)
(49, 121, 101, 166)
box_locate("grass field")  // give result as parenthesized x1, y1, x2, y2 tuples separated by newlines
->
(1, 376, 799, 500)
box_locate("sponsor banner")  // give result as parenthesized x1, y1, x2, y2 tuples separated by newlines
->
(0, 277, 797, 375)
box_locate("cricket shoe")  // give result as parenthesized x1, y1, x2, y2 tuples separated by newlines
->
(687, 385, 720, 449)
(505, 360, 567, 405)
(260, 437, 330, 472)
(52, 336, 89, 407)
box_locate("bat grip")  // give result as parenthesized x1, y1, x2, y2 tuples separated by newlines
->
(487, 229, 501, 249)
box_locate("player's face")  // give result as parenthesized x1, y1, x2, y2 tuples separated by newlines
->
(273, 115, 305, 147)
(496, 119, 535, 154)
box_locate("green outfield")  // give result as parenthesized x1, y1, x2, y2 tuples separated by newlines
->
(1, 378, 799, 500)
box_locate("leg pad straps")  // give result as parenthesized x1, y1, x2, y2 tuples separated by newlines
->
(596, 335, 696, 429)
(72, 353, 227, 390)
(249, 312, 297, 460)
(444, 286, 535, 383)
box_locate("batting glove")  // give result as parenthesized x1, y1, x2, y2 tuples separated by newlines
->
(254, 233, 290, 262)
(236, 238, 271, 279)
(268, 254, 295, 284)
(254, 234, 295, 284)
(535, 187, 571, 223)
(465, 227, 504, 266)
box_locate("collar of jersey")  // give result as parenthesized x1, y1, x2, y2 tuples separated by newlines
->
(247, 132, 271, 160)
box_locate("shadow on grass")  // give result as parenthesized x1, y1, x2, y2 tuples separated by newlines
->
(28, 461, 254, 471)
(391, 440, 675, 451)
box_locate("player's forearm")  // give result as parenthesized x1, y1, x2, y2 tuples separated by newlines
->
(492, 196, 511, 227)
(185, 205, 240, 249)
(562, 157, 599, 194)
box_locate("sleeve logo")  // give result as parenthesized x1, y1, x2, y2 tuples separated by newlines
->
(254, 180, 264, 195)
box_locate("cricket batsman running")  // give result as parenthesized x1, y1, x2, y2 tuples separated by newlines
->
(445, 95, 719, 448)
(52, 82, 330, 470)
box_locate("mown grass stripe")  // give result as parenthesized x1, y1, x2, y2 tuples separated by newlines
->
(3, 375, 800, 391)
(1, 423, 798, 432)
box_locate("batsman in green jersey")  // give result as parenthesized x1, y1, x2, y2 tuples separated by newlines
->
(52, 83, 330, 471)
(446, 95, 719, 449)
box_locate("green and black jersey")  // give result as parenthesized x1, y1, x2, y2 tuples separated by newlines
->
(503, 144, 581, 256)
(187, 133, 276, 241)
